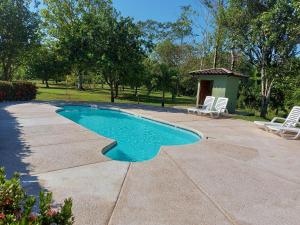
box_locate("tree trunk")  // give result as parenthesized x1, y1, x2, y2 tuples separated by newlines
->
(3, 63, 12, 81)
(110, 84, 115, 103)
(230, 48, 235, 70)
(161, 89, 165, 107)
(134, 86, 138, 97)
(45, 80, 49, 88)
(77, 70, 84, 90)
(260, 95, 268, 118)
(172, 91, 176, 101)
(213, 0, 224, 69)
(259, 67, 273, 118)
(213, 45, 219, 69)
(114, 83, 119, 98)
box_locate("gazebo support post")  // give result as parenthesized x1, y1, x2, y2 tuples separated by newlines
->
(196, 81, 200, 107)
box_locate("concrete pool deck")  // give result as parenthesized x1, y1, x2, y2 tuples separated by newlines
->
(0, 102, 299, 225)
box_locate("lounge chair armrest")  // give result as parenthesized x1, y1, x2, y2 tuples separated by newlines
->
(218, 107, 228, 113)
(271, 117, 285, 123)
(198, 105, 206, 109)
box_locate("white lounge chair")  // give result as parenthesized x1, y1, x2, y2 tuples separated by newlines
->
(265, 106, 300, 139)
(187, 96, 215, 114)
(277, 126, 300, 140)
(198, 97, 229, 118)
(254, 106, 300, 129)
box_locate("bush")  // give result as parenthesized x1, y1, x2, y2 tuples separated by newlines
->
(0, 167, 74, 225)
(0, 81, 37, 102)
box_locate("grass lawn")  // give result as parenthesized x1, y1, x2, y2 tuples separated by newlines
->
(35, 80, 270, 122)
(231, 111, 269, 122)
(35, 81, 196, 107)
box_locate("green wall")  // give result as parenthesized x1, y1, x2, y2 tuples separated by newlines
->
(225, 76, 240, 113)
(197, 75, 240, 113)
(198, 75, 226, 97)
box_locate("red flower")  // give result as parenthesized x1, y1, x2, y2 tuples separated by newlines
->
(46, 208, 58, 217)
(0, 213, 5, 220)
(4, 197, 13, 205)
(14, 209, 22, 220)
(29, 213, 38, 221)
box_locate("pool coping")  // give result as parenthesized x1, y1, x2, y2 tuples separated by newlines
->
(55, 103, 204, 162)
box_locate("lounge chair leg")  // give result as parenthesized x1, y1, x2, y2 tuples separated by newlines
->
(293, 131, 300, 140)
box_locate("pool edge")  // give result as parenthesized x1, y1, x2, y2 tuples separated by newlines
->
(55, 103, 204, 162)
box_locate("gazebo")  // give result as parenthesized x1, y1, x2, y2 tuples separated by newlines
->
(189, 68, 247, 113)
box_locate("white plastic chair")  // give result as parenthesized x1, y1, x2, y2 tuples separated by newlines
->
(199, 97, 228, 118)
(265, 106, 300, 139)
(277, 126, 300, 140)
(187, 96, 215, 114)
(254, 106, 300, 129)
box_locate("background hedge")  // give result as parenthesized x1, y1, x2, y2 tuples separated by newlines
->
(0, 81, 37, 101)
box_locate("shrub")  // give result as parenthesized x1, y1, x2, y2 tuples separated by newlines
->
(0, 81, 37, 102)
(0, 82, 13, 101)
(0, 167, 74, 225)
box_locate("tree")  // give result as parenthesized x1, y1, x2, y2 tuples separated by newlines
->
(95, 15, 146, 102)
(138, 20, 173, 44)
(41, 0, 112, 90)
(26, 46, 67, 88)
(0, 0, 40, 81)
(200, 0, 226, 68)
(143, 58, 158, 96)
(171, 5, 195, 44)
(154, 63, 178, 107)
(224, 0, 300, 117)
(155, 40, 182, 67)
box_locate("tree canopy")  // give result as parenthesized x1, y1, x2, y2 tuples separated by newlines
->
(0, 0, 40, 81)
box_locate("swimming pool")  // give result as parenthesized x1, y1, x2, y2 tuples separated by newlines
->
(58, 106, 201, 162)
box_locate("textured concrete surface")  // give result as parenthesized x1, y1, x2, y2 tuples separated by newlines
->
(0, 102, 299, 225)
(108, 152, 233, 225)
(36, 161, 129, 225)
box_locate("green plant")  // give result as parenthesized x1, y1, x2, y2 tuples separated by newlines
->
(0, 81, 13, 101)
(0, 167, 74, 225)
(0, 81, 37, 102)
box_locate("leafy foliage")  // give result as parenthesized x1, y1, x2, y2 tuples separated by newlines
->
(0, 81, 37, 101)
(0, 167, 74, 225)
(0, 0, 40, 81)
(26, 47, 68, 88)
(223, 0, 300, 117)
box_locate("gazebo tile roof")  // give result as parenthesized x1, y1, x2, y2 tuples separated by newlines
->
(189, 68, 247, 78)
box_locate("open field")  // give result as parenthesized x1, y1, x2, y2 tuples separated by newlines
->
(35, 81, 271, 122)
(35, 81, 196, 107)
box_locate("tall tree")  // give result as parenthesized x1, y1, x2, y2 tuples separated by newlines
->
(224, 0, 300, 117)
(171, 5, 195, 44)
(41, 0, 112, 90)
(26, 46, 67, 88)
(155, 40, 182, 67)
(200, 0, 225, 68)
(0, 0, 39, 81)
(96, 16, 146, 102)
(154, 63, 178, 107)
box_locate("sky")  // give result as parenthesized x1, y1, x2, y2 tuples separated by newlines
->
(113, 0, 209, 42)
(113, 0, 203, 23)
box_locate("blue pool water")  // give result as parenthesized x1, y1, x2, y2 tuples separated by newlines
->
(58, 106, 200, 162)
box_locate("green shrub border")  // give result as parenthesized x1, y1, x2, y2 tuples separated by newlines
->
(0, 81, 37, 101)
